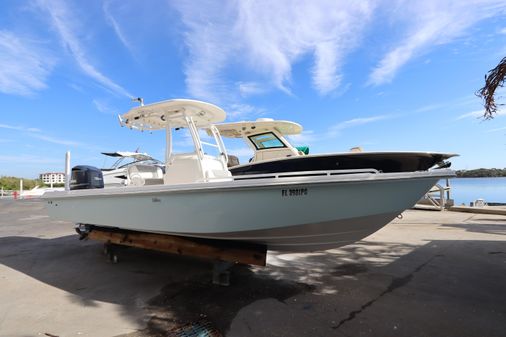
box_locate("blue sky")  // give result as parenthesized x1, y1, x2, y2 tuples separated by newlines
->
(1, 0, 506, 178)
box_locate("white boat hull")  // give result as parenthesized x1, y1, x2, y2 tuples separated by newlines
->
(44, 170, 453, 251)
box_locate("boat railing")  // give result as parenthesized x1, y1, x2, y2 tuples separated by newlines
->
(0, 189, 15, 199)
(231, 168, 380, 181)
(200, 141, 220, 148)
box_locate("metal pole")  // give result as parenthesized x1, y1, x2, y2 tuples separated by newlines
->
(187, 117, 204, 160)
(210, 125, 228, 169)
(446, 178, 451, 201)
(20, 179, 23, 199)
(65, 151, 71, 191)
(185, 116, 206, 180)
(165, 121, 172, 164)
(439, 185, 445, 211)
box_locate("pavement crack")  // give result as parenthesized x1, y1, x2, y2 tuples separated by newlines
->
(332, 256, 439, 330)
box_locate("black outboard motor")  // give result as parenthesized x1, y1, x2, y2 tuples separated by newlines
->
(70, 165, 104, 190)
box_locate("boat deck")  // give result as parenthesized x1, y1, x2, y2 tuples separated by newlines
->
(1, 199, 505, 336)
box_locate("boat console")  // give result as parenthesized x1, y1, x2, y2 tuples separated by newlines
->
(127, 165, 164, 186)
(119, 99, 231, 184)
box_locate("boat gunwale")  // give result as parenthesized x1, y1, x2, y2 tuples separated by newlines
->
(43, 169, 455, 200)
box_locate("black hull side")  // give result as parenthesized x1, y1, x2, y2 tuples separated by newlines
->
(230, 153, 452, 176)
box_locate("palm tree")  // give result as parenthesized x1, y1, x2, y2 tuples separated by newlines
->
(476, 57, 506, 119)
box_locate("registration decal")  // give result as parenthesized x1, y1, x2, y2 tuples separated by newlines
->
(281, 188, 308, 197)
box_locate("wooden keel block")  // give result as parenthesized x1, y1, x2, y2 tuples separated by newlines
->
(87, 228, 267, 266)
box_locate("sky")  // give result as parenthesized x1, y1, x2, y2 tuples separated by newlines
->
(1, 0, 506, 178)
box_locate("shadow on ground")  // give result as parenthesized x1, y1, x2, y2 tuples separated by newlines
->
(1, 201, 506, 336)
(0, 235, 313, 336)
(442, 222, 506, 235)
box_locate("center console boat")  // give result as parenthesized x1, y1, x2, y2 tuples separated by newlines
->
(214, 119, 456, 176)
(43, 99, 455, 252)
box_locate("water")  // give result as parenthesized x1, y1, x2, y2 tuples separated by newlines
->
(442, 177, 506, 206)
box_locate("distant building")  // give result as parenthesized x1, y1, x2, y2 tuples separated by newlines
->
(40, 172, 65, 184)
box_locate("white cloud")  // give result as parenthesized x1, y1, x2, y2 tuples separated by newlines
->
(0, 124, 41, 133)
(30, 133, 81, 147)
(36, 0, 132, 98)
(414, 96, 476, 114)
(457, 107, 505, 120)
(68, 82, 84, 93)
(456, 109, 485, 120)
(238, 82, 265, 97)
(173, 0, 506, 110)
(487, 126, 506, 133)
(0, 154, 62, 165)
(288, 130, 317, 145)
(226, 103, 266, 121)
(368, 0, 506, 86)
(0, 123, 81, 147)
(0, 30, 55, 96)
(103, 1, 136, 56)
(93, 99, 118, 115)
(173, 1, 375, 100)
(327, 115, 390, 137)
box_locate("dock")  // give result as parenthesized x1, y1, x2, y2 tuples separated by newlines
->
(1, 199, 505, 336)
(449, 205, 506, 215)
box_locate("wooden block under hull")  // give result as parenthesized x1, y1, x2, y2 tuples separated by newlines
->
(87, 227, 267, 266)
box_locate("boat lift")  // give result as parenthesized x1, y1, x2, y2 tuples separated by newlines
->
(415, 178, 452, 211)
(75, 224, 267, 286)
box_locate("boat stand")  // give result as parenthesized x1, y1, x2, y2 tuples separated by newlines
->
(75, 224, 267, 286)
(212, 260, 234, 286)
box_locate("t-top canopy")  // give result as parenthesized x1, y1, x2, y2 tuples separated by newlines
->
(215, 118, 303, 138)
(120, 99, 226, 130)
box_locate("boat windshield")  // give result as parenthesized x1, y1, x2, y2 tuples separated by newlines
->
(102, 156, 163, 170)
(116, 158, 163, 169)
(248, 132, 286, 150)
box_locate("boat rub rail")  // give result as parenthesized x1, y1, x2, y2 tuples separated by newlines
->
(43, 169, 455, 200)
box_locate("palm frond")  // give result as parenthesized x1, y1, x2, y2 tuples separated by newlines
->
(476, 57, 506, 119)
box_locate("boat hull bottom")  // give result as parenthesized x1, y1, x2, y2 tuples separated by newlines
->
(182, 211, 398, 251)
(93, 211, 399, 252)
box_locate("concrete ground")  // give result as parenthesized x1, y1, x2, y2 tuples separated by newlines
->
(0, 200, 505, 337)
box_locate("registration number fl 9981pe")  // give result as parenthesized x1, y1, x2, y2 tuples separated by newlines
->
(281, 188, 308, 197)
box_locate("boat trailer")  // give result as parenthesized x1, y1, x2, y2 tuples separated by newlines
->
(75, 224, 266, 286)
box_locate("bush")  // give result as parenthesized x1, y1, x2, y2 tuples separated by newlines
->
(456, 168, 506, 177)
(0, 176, 46, 190)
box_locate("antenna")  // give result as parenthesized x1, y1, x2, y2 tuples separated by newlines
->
(132, 97, 144, 106)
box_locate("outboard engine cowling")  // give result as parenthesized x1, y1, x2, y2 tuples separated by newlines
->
(70, 165, 104, 190)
